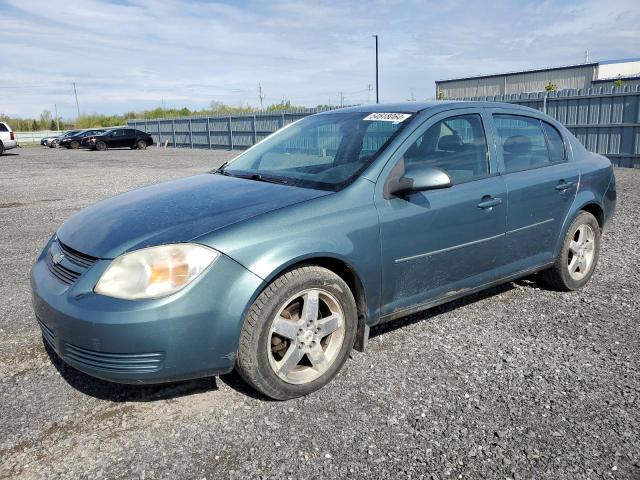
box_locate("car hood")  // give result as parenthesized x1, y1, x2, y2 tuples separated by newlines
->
(57, 173, 331, 258)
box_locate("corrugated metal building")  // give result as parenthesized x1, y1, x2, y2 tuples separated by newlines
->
(436, 58, 640, 98)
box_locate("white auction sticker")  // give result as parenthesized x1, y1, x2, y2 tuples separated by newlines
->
(363, 112, 412, 123)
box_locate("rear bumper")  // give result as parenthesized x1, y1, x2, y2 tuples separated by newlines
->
(30, 238, 264, 384)
(2, 139, 17, 150)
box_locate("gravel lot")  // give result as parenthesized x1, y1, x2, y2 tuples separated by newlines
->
(1, 146, 638, 479)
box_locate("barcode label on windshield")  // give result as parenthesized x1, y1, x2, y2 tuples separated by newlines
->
(363, 113, 411, 123)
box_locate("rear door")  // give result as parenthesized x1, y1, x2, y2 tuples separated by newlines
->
(487, 109, 579, 271)
(122, 129, 138, 148)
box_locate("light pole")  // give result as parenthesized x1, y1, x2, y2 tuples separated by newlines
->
(372, 35, 379, 104)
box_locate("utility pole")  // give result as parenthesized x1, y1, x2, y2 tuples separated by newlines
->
(72, 82, 80, 119)
(367, 84, 372, 103)
(584, 50, 591, 63)
(258, 83, 265, 110)
(54, 104, 60, 131)
(372, 34, 379, 103)
(339, 92, 344, 107)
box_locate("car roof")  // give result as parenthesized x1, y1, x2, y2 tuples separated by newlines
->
(322, 101, 540, 115)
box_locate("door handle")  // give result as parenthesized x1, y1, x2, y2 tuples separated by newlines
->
(555, 181, 574, 191)
(477, 196, 502, 209)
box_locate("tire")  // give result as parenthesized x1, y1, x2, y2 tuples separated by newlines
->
(69, 140, 80, 149)
(95, 141, 107, 151)
(236, 265, 357, 400)
(0, 142, 4, 156)
(49, 141, 58, 148)
(136, 140, 147, 150)
(541, 211, 601, 291)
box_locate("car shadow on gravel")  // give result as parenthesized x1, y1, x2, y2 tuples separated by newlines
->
(43, 341, 218, 402)
(370, 277, 544, 338)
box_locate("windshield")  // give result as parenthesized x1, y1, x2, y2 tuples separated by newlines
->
(221, 111, 413, 191)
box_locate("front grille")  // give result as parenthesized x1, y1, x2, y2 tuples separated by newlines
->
(64, 343, 165, 374)
(37, 317, 55, 346)
(46, 240, 98, 285)
(58, 242, 97, 268)
(46, 255, 81, 284)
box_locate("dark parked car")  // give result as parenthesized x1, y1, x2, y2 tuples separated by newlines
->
(31, 102, 616, 399)
(58, 129, 107, 149)
(89, 128, 154, 150)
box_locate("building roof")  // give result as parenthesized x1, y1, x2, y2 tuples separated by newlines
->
(436, 61, 598, 84)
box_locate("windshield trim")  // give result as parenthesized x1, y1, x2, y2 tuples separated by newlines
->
(219, 111, 415, 192)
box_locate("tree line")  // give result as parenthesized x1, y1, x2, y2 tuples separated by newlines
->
(2, 100, 324, 131)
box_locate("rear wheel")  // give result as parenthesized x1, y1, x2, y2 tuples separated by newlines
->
(136, 140, 147, 150)
(95, 141, 107, 151)
(541, 211, 600, 291)
(69, 140, 80, 149)
(236, 266, 357, 400)
(0, 142, 4, 155)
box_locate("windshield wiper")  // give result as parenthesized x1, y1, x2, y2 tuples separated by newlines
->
(212, 166, 290, 185)
(211, 161, 229, 174)
(244, 173, 289, 185)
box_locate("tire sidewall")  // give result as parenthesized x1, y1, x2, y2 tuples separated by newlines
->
(96, 141, 106, 151)
(558, 212, 601, 290)
(137, 140, 146, 149)
(240, 267, 357, 399)
(70, 140, 80, 149)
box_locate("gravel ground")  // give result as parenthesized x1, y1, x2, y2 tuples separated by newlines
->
(0, 147, 638, 479)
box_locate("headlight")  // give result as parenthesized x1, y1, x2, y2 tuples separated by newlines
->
(95, 244, 219, 300)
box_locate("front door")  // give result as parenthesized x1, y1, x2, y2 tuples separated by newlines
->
(375, 109, 507, 317)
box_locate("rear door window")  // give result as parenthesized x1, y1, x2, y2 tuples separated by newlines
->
(0, 124, 8, 132)
(493, 115, 552, 172)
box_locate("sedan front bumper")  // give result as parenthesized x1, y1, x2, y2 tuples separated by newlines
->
(30, 239, 264, 384)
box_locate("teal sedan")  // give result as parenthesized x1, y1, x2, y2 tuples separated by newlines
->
(31, 102, 616, 399)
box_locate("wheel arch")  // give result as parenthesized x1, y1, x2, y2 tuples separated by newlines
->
(259, 254, 370, 352)
(554, 191, 605, 257)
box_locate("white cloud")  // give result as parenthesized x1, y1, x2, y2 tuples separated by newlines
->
(0, 0, 638, 118)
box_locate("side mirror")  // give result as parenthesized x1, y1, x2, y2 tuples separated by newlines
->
(388, 165, 452, 197)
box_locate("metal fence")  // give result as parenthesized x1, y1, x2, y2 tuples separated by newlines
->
(127, 107, 341, 151)
(14, 130, 61, 145)
(453, 85, 640, 168)
(128, 87, 640, 168)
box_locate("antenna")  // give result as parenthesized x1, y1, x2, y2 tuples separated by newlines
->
(584, 50, 591, 63)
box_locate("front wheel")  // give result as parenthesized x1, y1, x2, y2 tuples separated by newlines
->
(236, 266, 357, 400)
(541, 211, 601, 291)
(136, 140, 147, 150)
(95, 141, 107, 151)
(69, 140, 80, 149)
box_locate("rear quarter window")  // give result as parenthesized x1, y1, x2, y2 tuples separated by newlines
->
(0, 123, 8, 132)
(541, 122, 566, 163)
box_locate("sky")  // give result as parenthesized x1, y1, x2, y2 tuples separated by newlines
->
(1, 0, 639, 119)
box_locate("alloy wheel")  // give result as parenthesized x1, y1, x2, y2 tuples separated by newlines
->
(567, 223, 596, 281)
(267, 288, 345, 384)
